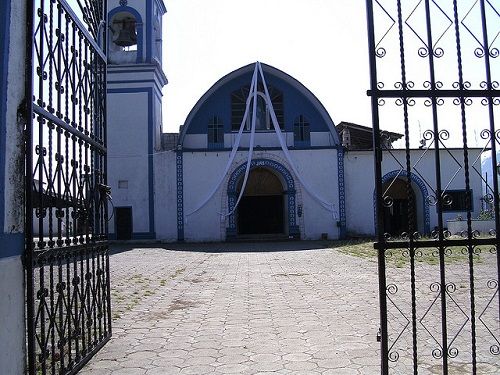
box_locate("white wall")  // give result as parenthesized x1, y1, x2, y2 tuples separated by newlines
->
(288, 149, 339, 239)
(177, 148, 340, 241)
(344, 151, 375, 236)
(107, 92, 151, 235)
(344, 148, 484, 236)
(154, 150, 178, 241)
(185, 131, 338, 150)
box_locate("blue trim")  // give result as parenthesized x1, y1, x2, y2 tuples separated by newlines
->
(108, 6, 144, 62)
(0, 234, 24, 258)
(227, 159, 299, 238)
(176, 150, 184, 241)
(107, 67, 162, 77)
(337, 149, 346, 239)
(108, 232, 156, 240)
(180, 63, 340, 146)
(132, 232, 156, 240)
(181, 145, 340, 152)
(294, 140, 311, 148)
(108, 69, 155, 73)
(108, 79, 163, 94)
(207, 142, 224, 150)
(0, 0, 11, 245)
(107, 87, 155, 236)
(147, 90, 155, 235)
(146, 0, 153, 62)
(375, 170, 431, 235)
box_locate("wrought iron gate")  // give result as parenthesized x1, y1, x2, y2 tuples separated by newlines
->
(366, 0, 499, 374)
(24, 1, 111, 374)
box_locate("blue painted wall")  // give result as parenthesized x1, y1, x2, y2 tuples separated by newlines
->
(185, 71, 333, 137)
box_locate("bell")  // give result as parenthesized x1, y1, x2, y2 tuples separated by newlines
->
(113, 20, 137, 47)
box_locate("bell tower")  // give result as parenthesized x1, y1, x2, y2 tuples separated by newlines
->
(107, 0, 167, 240)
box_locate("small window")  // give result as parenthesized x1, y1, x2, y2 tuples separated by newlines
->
(293, 115, 310, 146)
(208, 115, 224, 149)
(118, 180, 128, 189)
(442, 190, 472, 211)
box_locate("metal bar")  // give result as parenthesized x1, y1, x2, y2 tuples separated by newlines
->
(451, 0, 477, 371)
(395, 1, 418, 372)
(367, 89, 500, 98)
(25, 1, 110, 373)
(478, 0, 500, 339)
(65, 335, 111, 375)
(365, 0, 389, 374)
(58, 0, 106, 61)
(33, 104, 106, 153)
(25, 0, 36, 370)
(374, 237, 499, 250)
(422, 1, 448, 372)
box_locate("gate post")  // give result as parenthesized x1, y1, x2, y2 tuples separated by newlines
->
(0, 0, 28, 374)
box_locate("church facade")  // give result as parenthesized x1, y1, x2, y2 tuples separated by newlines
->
(106, 0, 484, 243)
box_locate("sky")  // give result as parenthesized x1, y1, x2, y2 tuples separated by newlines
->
(161, 0, 372, 133)
(160, 0, 499, 151)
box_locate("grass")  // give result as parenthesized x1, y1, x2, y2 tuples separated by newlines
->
(332, 237, 486, 268)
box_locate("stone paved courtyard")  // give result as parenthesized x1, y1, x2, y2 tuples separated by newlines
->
(80, 241, 381, 374)
(79, 241, 500, 374)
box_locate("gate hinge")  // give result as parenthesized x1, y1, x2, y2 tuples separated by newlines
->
(377, 327, 382, 342)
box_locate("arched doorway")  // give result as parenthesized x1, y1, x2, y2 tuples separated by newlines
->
(382, 178, 417, 236)
(236, 168, 284, 235)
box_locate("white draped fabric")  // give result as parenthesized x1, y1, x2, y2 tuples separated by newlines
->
(185, 64, 260, 221)
(257, 63, 339, 219)
(185, 61, 338, 223)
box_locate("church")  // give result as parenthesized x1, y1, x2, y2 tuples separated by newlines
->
(106, 0, 484, 242)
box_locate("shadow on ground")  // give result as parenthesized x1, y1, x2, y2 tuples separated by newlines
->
(109, 240, 337, 255)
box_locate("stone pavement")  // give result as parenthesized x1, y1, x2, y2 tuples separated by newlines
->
(80, 241, 382, 374)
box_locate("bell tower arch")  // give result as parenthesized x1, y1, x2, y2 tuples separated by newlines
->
(108, 5, 143, 64)
(106, 0, 167, 240)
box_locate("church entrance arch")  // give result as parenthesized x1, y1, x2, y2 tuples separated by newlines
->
(374, 170, 431, 236)
(237, 168, 284, 235)
(227, 159, 300, 239)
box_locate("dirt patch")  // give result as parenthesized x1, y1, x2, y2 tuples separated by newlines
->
(148, 298, 199, 320)
(185, 277, 217, 284)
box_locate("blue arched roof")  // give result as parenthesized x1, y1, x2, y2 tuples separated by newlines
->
(179, 63, 339, 146)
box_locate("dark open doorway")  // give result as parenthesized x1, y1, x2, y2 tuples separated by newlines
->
(237, 167, 284, 235)
(116, 207, 133, 240)
(382, 178, 417, 236)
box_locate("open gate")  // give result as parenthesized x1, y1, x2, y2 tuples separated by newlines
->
(24, 0, 111, 374)
(366, 0, 499, 374)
